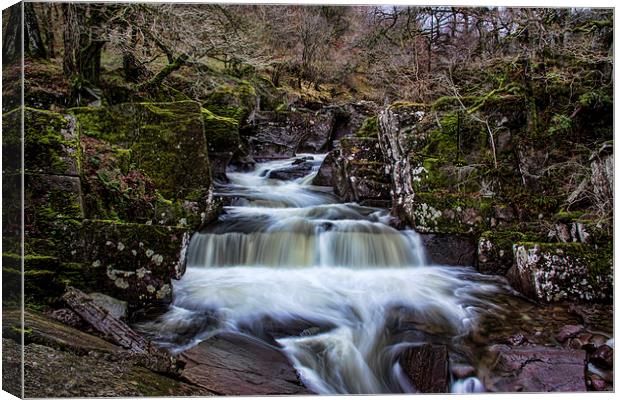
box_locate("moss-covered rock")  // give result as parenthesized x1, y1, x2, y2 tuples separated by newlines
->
(69, 101, 211, 199)
(202, 81, 257, 124)
(25, 173, 84, 236)
(333, 137, 391, 204)
(507, 242, 612, 303)
(22, 108, 81, 176)
(68, 220, 189, 310)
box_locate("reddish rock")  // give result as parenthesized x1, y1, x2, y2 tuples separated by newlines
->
(484, 345, 587, 392)
(555, 324, 584, 343)
(451, 364, 476, 379)
(179, 333, 311, 395)
(399, 344, 449, 393)
(590, 345, 613, 369)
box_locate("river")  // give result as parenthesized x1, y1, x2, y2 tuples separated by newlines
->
(140, 154, 594, 394)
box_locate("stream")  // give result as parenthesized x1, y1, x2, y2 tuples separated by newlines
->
(140, 154, 603, 394)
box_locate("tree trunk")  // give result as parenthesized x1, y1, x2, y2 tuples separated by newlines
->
(61, 3, 104, 84)
(24, 2, 46, 59)
(3, 2, 47, 64)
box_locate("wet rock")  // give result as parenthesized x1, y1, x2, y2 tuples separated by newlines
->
(333, 137, 391, 203)
(249, 109, 334, 159)
(590, 345, 613, 369)
(420, 234, 476, 266)
(451, 364, 476, 379)
(507, 242, 613, 303)
(507, 334, 527, 346)
(378, 103, 423, 222)
(555, 324, 584, 343)
(267, 162, 313, 180)
(88, 292, 128, 320)
(399, 344, 449, 393)
(483, 345, 587, 392)
(312, 151, 337, 186)
(589, 374, 609, 391)
(179, 332, 311, 395)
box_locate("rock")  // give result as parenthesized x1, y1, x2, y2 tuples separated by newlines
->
(333, 137, 391, 202)
(1, 339, 209, 397)
(421, 234, 476, 266)
(179, 333, 311, 395)
(71, 220, 189, 308)
(249, 109, 334, 159)
(398, 344, 449, 393)
(312, 151, 337, 186)
(2, 309, 120, 355)
(201, 107, 240, 181)
(88, 292, 128, 320)
(22, 108, 81, 176)
(589, 374, 609, 391)
(267, 161, 313, 180)
(451, 364, 476, 379)
(507, 242, 613, 303)
(477, 231, 527, 275)
(555, 324, 584, 343)
(483, 345, 587, 392)
(25, 173, 84, 234)
(70, 101, 211, 199)
(589, 143, 613, 214)
(378, 103, 423, 222)
(590, 345, 613, 369)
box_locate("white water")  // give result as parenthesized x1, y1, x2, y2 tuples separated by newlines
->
(149, 154, 505, 394)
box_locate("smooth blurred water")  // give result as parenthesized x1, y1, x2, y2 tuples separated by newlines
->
(146, 154, 511, 394)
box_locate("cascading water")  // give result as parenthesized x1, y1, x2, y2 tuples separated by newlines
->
(144, 154, 514, 394)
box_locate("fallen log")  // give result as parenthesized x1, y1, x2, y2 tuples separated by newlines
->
(62, 286, 150, 353)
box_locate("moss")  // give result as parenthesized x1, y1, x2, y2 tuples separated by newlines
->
(202, 81, 257, 123)
(355, 116, 379, 138)
(201, 107, 240, 152)
(22, 108, 81, 176)
(389, 101, 427, 110)
(70, 101, 211, 199)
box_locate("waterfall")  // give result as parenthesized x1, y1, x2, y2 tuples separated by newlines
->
(146, 154, 510, 394)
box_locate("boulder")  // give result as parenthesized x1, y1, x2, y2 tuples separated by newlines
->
(23, 108, 81, 176)
(483, 345, 587, 392)
(201, 107, 240, 181)
(267, 161, 313, 180)
(421, 234, 476, 266)
(70, 220, 189, 308)
(333, 137, 391, 203)
(88, 292, 128, 320)
(69, 101, 211, 199)
(555, 324, 584, 343)
(249, 109, 334, 159)
(179, 333, 311, 395)
(507, 242, 613, 303)
(398, 344, 449, 393)
(312, 151, 337, 186)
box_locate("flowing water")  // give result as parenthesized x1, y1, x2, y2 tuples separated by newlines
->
(141, 155, 574, 394)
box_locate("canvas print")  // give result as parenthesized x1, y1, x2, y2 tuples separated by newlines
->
(1, 1, 614, 397)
